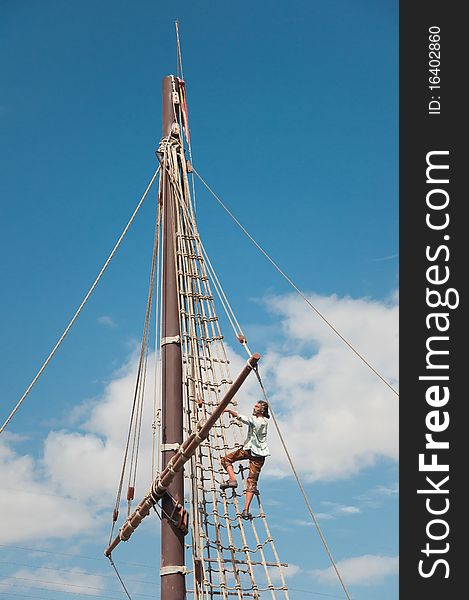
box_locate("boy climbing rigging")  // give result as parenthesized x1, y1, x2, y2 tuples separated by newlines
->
(220, 400, 270, 520)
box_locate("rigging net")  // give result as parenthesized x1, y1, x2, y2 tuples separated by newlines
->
(109, 122, 290, 598)
(160, 130, 290, 599)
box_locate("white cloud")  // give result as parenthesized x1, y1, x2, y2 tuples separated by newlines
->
(311, 506, 361, 522)
(43, 350, 158, 507)
(97, 315, 117, 328)
(0, 439, 96, 544)
(263, 498, 283, 507)
(0, 290, 398, 551)
(284, 563, 300, 578)
(320, 501, 361, 517)
(338, 506, 361, 515)
(0, 566, 106, 596)
(270, 563, 300, 582)
(43, 431, 122, 506)
(291, 499, 361, 527)
(356, 483, 399, 508)
(311, 554, 398, 585)
(230, 291, 399, 481)
(0, 351, 158, 545)
(374, 483, 399, 496)
(253, 562, 300, 586)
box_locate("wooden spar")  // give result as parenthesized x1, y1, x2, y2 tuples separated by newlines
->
(160, 74, 185, 600)
(103, 352, 261, 558)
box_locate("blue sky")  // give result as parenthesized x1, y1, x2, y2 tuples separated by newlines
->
(0, 1, 398, 599)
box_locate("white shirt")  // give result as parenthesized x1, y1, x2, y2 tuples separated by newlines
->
(237, 413, 270, 457)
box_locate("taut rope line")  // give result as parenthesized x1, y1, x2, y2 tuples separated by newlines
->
(254, 366, 353, 600)
(107, 556, 133, 600)
(192, 216, 352, 597)
(178, 161, 348, 597)
(0, 167, 160, 435)
(193, 167, 399, 398)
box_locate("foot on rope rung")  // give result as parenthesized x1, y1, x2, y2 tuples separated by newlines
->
(220, 479, 238, 491)
(241, 509, 252, 521)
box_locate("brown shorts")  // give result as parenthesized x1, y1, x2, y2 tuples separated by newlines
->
(221, 448, 265, 492)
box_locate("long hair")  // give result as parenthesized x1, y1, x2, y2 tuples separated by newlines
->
(258, 400, 270, 419)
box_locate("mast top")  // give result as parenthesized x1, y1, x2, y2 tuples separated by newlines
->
(162, 75, 180, 138)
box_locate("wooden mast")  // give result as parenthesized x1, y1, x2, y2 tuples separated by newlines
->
(160, 74, 185, 600)
(104, 72, 267, 598)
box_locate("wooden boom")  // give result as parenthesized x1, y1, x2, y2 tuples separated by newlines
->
(104, 352, 260, 557)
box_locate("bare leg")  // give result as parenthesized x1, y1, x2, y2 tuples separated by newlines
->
(225, 464, 236, 482)
(244, 491, 255, 512)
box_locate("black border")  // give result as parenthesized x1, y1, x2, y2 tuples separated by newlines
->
(400, 2, 464, 596)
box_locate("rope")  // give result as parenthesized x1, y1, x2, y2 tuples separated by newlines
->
(167, 135, 289, 598)
(192, 167, 399, 398)
(254, 366, 352, 600)
(108, 181, 162, 539)
(0, 167, 160, 435)
(152, 205, 163, 478)
(175, 138, 288, 599)
(107, 556, 133, 600)
(0, 544, 156, 569)
(168, 139, 234, 597)
(177, 179, 350, 599)
(175, 20, 184, 80)
(0, 560, 157, 585)
(197, 233, 352, 599)
(174, 20, 198, 215)
(127, 205, 161, 507)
